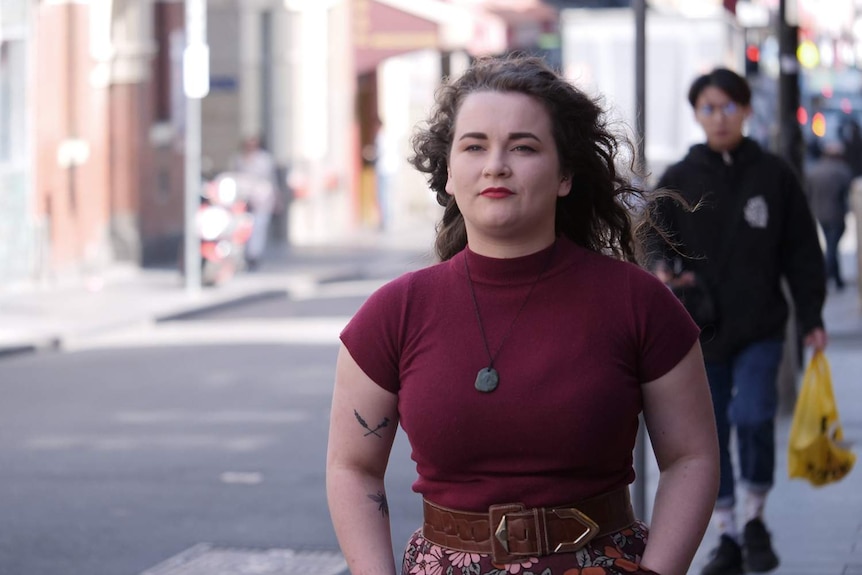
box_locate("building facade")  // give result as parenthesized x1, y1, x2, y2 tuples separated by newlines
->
(1, 0, 573, 289)
(16, 0, 187, 287)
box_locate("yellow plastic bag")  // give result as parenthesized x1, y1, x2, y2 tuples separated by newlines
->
(788, 351, 856, 486)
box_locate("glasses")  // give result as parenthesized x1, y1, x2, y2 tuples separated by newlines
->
(697, 102, 740, 118)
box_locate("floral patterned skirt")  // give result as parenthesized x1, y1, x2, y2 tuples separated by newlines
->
(401, 521, 661, 575)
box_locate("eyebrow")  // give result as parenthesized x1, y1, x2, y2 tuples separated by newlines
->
(458, 131, 542, 142)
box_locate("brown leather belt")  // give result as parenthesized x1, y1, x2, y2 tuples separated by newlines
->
(422, 487, 635, 564)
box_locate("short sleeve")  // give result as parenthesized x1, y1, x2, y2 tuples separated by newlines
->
(628, 266, 701, 382)
(339, 274, 411, 393)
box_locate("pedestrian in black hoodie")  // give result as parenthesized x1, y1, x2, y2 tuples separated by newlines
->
(649, 68, 827, 575)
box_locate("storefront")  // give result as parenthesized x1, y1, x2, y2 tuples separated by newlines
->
(0, 0, 33, 285)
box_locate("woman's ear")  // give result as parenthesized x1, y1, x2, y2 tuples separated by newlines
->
(558, 174, 572, 197)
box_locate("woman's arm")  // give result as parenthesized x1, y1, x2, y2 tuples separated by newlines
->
(639, 342, 720, 575)
(326, 344, 401, 575)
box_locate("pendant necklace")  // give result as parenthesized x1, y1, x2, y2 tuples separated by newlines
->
(464, 243, 556, 393)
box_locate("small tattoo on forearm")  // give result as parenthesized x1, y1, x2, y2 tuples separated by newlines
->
(353, 409, 390, 437)
(368, 491, 389, 517)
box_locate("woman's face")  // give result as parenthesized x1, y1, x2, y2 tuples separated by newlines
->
(446, 91, 571, 255)
(694, 86, 750, 152)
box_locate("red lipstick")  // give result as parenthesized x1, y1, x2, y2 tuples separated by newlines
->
(480, 187, 513, 198)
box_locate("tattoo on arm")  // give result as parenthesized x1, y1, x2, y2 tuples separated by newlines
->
(368, 491, 389, 517)
(353, 409, 391, 437)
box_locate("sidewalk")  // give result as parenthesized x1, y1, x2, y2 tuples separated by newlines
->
(0, 225, 436, 357)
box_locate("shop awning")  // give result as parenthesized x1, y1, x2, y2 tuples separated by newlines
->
(353, 0, 507, 74)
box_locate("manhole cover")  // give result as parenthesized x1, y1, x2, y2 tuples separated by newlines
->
(141, 543, 346, 575)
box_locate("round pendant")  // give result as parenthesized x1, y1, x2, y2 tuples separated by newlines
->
(474, 367, 499, 393)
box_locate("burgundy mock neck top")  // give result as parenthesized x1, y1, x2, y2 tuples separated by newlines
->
(340, 237, 699, 511)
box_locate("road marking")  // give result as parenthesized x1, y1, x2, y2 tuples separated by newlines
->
(219, 471, 263, 485)
(140, 543, 347, 575)
(291, 278, 387, 300)
(63, 318, 352, 351)
(113, 410, 309, 425)
(25, 434, 275, 452)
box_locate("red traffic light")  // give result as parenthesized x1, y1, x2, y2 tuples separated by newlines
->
(746, 44, 760, 62)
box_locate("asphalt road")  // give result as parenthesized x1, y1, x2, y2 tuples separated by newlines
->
(0, 284, 423, 575)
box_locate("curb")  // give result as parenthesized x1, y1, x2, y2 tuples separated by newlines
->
(0, 259, 377, 360)
(0, 343, 42, 359)
(155, 288, 289, 322)
(0, 286, 295, 360)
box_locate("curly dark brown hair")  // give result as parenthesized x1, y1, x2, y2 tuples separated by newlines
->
(409, 54, 653, 263)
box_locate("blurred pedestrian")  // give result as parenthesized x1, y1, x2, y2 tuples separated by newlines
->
(233, 135, 277, 270)
(806, 140, 854, 290)
(374, 121, 399, 230)
(838, 117, 862, 178)
(649, 67, 827, 575)
(327, 55, 719, 575)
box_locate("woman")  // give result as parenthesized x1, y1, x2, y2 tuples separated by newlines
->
(326, 56, 719, 575)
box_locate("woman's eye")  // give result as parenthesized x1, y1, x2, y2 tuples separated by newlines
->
(512, 145, 536, 152)
(464, 144, 483, 152)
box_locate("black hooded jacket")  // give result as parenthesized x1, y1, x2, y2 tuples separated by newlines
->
(652, 137, 826, 361)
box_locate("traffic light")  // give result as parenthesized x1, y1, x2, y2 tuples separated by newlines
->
(745, 43, 760, 76)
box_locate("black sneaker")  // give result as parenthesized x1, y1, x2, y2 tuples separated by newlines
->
(743, 518, 780, 572)
(701, 534, 744, 575)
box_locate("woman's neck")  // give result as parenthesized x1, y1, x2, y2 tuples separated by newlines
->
(465, 234, 557, 259)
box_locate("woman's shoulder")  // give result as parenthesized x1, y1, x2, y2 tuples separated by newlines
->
(367, 260, 451, 300)
(558, 242, 662, 294)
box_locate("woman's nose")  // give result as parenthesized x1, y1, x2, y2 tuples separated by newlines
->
(482, 152, 510, 177)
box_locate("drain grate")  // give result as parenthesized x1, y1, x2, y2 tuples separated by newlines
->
(141, 543, 346, 575)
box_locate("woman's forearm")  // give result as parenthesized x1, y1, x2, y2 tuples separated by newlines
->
(639, 455, 719, 575)
(327, 465, 397, 575)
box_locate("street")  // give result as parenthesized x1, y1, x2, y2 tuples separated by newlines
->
(0, 281, 424, 575)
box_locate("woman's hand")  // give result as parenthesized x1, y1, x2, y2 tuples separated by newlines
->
(652, 263, 695, 290)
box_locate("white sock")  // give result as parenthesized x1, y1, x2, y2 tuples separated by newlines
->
(713, 507, 739, 540)
(744, 491, 767, 523)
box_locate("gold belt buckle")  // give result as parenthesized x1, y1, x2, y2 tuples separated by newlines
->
(489, 503, 527, 562)
(549, 507, 599, 553)
(494, 514, 511, 552)
(494, 506, 599, 555)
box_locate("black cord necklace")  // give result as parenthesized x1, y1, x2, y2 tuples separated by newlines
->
(464, 243, 556, 393)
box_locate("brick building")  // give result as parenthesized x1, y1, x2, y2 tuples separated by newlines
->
(32, 0, 186, 281)
(0, 0, 559, 289)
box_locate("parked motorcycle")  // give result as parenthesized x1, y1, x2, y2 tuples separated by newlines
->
(179, 172, 255, 286)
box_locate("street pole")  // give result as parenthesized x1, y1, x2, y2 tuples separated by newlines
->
(635, 0, 646, 177)
(183, 0, 210, 294)
(777, 0, 802, 175)
(776, 0, 804, 406)
(632, 0, 648, 522)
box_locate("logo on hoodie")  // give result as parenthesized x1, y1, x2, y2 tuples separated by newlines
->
(744, 195, 769, 228)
